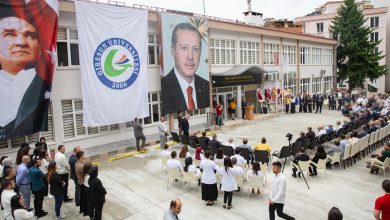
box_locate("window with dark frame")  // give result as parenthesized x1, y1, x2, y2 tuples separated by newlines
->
(370, 17, 379, 28)
(316, 22, 324, 33)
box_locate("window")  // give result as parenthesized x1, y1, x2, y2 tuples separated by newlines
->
(239, 41, 259, 64)
(316, 22, 324, 33)
(300, 78, 310, 95)
(61, 99, 119, 139)
(370, 17, 379, 28)
(210, 39, 236, 65)
(371, 32, 379, 42)
(264, 43, 279, 65)
(300, 47, 310, 65)
(312, 77, 322, 93)
(323, 49, 333, 65)
(283, 72, 297, 95)
(282, 45, 296, 65)
(148, 34, 159, 65)
(311, 48, 322, 65)
(324, 76, 332, 92)
(126, 92, 162, 127)
(374, 47, 379, 53)
(57, 28, 79, 67)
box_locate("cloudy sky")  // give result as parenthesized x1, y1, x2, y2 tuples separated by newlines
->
(123, 0, 332, 20)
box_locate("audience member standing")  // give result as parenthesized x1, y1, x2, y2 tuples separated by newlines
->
(219, 157, 241, 209)
(1, 178, 17, 220)
(16, 155, 31, 209)
(39, 150, 51, 199)
(182, 114, 190, 136)
(29, 157, 47, 217)
(83, 163, 93, 219)
(48, 162, 66, 220)
(75, 151, 86, 214)
(16, 143, 30, 166)
(68, 146, 80, 206)
(230, 98, 237, 120)
(89, 166, 107, 220)
(216, 102, 223, 126)
(133, 118, 146, 151)
(11, 194, 34, 220)
(163, 199, 182, 220)
(269, 161, 295, 220)
(39, 137, 48, 152)
(0, 156, 8, 178)
(158, 116, 168, 150)
(200, 151, 219, 206)
(55, 145, 72, 202)
(177, 110, 183, 135)
(374, 179, 390, 220)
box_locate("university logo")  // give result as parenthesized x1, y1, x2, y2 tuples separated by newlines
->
(93, 38, 140, 90)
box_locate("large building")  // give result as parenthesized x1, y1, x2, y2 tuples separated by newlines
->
(294, 0, 388, 92)
(0, 0, 337, 154)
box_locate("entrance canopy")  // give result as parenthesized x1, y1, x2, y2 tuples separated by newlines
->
(212, 65, 267, 87)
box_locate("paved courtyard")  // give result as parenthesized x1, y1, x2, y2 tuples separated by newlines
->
(1, 110, 387, 220)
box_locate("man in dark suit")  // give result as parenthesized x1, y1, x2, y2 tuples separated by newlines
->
(181, 114, 190, 136)
(161, 22, 210, 114)
(316, 94, 324, 113)
(133, 118, 146, 151)
(305, 127, 316, 140)
(291, 147, 310, 178)
(0, 12, 50, 140)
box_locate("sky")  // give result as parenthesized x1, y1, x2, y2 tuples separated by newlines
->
(122, 0, 332, 20)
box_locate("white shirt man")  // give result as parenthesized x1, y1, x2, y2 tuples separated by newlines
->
(224, 138, 237, 149)
(1, 186, 16, 220)
(166, 152, 183, 172)
(55, 150, 70, 175)
(356, 96, 363, 105)
(317, 128, 327, 137)
(231, 154, 246, 166)
(161, 149, 171, 158)
(352, 104, 362, 112)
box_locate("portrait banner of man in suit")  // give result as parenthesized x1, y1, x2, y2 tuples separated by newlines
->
(160, 14, 210, 115)
(0, 0, 59, 139)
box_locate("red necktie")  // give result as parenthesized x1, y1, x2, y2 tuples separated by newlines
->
(187, 86, 195, 110)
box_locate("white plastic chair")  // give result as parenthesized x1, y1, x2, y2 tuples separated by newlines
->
(261, 163, 267, 185)
(183, 171, 198, 190)
(341, 143, 352, 169)
(247, 175, 263, 197)
(291, 160, 311, 177)
(179, 158, 186, 166)
(327, 152, 341, 170)
(161, 157, 169, 173)
(194, 159, 201, 167)
(167, 168, 182, 188)
(235, 175, 245, 197)
(371, 158, 390, 177)
(310, 158, 327, 179)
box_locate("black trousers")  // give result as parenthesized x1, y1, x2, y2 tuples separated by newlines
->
(92, 201, 104, 220)
(269, 203, 294, 220)
(223, 191, 233, 206)
(285, 104, 289, 113)
(59, 173, 70, 200)
(73, 178, 80, 205)
(308, 104, 312, 113)
(135, 135, 146, 151)
(242, 108, 246, 119)
(316, 104, 323, 113)
(79, 184, 85, 213)
(33, 187, 45, 216)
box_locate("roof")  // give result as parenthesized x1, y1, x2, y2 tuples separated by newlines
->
(212, 65, 267, 76)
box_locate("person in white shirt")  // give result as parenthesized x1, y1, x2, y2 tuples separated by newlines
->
(224, 137, 237, 149)
(336, 121, 343, 131)
(200, 151, 219, 206)
(55, 145, 72, 202)
(166, 151, 183, 172)
(183, 157, 201, 179)
(218, 157, 242, 209)
(11, 194, 34, 220)
(316, 125, 327, 137)
(160, 144, 172, 158)
(269, 161, 295, 220)
(1, 178, 17, 220)
(247, 162, 263, 194)
(231, 148, 246, 166)
(158, 116, 169, 150)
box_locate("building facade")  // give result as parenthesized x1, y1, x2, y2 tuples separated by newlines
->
(294, 0, 388, 92)
(0, 0, 337, 154)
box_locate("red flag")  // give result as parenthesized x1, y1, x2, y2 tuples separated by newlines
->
(274, 52, 279, 66)
(257, 89, 264, 102)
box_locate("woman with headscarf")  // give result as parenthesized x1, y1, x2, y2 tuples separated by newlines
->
(89, 166, 106, 220)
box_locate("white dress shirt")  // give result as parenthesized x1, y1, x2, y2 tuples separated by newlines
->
(317, 129, 327, 137)
(186, 164, 201, 177)
(231, 154, 246, 165)
(270, 172, 287, 204)
(200, 159, 218, 184)
(0, 69, 35, 126)
(174, 68, 198, 109)
(55, 152, 70, 174)
(232, 165, 245, 176)
(224, 142, 237, 150)
(160, 150, 171, 158)
(1, 189, 16, 220)
(13, 209, 34, 220)
(166, 158, 183, 171)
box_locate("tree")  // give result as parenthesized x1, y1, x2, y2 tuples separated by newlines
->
(331, 0, 387, 91)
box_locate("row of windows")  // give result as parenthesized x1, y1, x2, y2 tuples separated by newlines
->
(300, 47, 333, 65)
(56, 28, 334, 68)
(316, 16, 379, 34)
(299, 76, 333, 95)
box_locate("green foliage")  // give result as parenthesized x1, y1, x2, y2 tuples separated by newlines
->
(331, 0, 387, 90)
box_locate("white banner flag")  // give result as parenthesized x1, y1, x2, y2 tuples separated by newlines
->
(76, 2, 149, 126)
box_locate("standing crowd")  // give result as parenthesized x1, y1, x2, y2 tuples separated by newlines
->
(0, 140, 106, 220)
